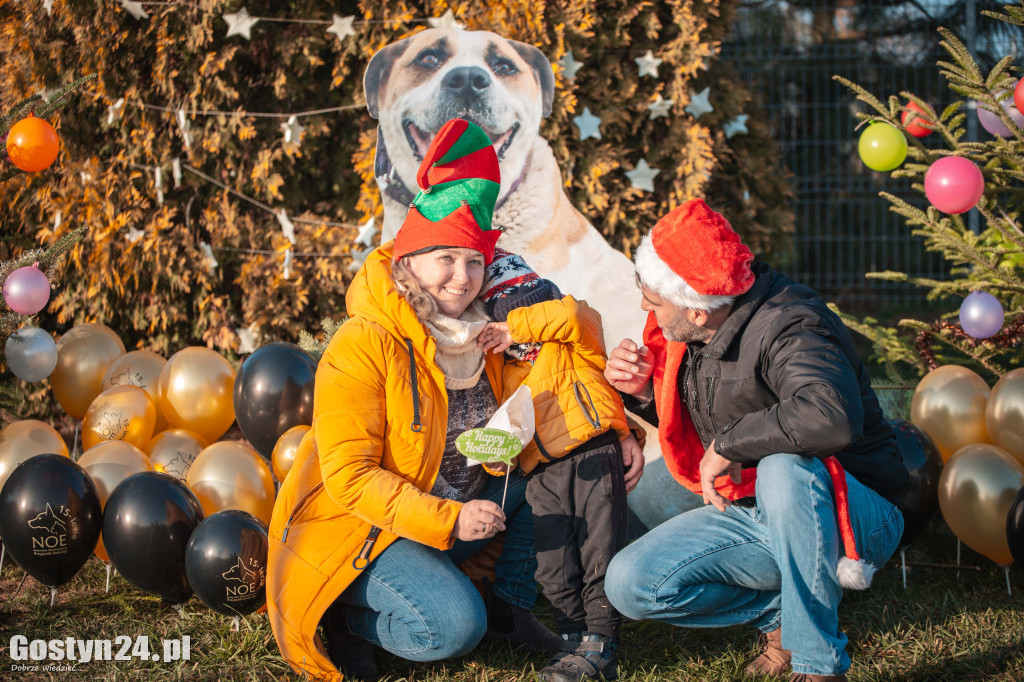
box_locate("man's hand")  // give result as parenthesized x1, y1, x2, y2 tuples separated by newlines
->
(605, 339, 655, 398)
(699, 439, 742, 512)
(619, 433, 645, 493)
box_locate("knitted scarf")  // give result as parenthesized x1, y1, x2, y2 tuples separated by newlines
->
(423, 301, 489, 389)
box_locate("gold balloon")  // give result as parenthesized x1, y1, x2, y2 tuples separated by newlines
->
(271, 425, 310, 482)
(144, 428, 210, 480)
(985, 368, 1024, 466)
(101, 350, 169, 433)
(78, 441, 154, 561)
(939, 443, 1024, 565)
(81, 385, 157, 452)
(0, 419, 69, 493)
(50, 323, 126, 419)
(158, 347, 236, 443)
(911, 365, 990, 462)
(187, 441, 275, 525)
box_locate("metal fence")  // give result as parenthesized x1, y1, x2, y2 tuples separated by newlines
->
(722, 0, 1022, 313)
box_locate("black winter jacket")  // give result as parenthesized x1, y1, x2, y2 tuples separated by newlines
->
(629, 263, 908, 503)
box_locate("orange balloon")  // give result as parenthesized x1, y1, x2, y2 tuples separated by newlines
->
(158, 347, 236, 443)
(6, 114, 59, 172)
(985, 368, 1024, 466)
(187, 441, 275, 525)
(145, 428, 209, 480)
(82, 385, 156, 451)
(78, 441, 153, 561)
(271, 425, 310, 482)
(51, 323, 126, 420)
(0, 419, 69, 493)
(101, 350, 169, 433)
(939, 443, 1024, 565)
(911, 365, 990, 462)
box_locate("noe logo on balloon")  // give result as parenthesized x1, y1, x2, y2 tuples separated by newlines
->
(221, 557, 266, 603)
(26, 503, 78, 557)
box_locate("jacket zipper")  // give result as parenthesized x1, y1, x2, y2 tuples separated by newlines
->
(281, 482, 323, 543)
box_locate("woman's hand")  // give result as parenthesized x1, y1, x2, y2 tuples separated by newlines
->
(620, 433, 645, 493)
(452, 499, 507, 541)
(478, 322, 515, 355)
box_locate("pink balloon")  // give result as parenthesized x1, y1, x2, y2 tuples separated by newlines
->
(924, 157, 985, 215)
(977, 91, 1024, 137)
(3, 265, 51, 315)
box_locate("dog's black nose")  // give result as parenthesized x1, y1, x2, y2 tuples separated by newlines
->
(442, 66, 491, 101)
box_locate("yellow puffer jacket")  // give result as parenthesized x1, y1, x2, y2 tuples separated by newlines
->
(266, 242, 515, 681)
(503, 297, 634, 474)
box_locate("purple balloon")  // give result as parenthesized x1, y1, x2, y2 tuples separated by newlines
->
(3, 266, 51, 315)
(959, 291, 1005, 339)
(977, 93, 1024, 137)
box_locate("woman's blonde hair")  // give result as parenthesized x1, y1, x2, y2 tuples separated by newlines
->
(390, 255, 488, 321)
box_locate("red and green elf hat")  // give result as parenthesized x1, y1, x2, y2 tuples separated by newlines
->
(392, 118, 503, 265)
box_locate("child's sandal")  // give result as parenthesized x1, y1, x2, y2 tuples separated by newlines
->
(537, 634, 617, 682)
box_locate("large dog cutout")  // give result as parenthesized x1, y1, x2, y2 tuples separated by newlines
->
(364, 28, 702, 527)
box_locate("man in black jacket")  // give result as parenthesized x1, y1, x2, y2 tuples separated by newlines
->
(603, 199, 907, 682)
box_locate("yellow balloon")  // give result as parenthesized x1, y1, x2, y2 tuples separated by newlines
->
(78, 441, 154, 561)
(271, 425, 310, 482)
(911, 365, 990, 462)
(50, 323, 126, 419)
(985, 368, 1024, 466)
(81, 385, 157, 452)
(939, 443, 1024, 565)
(144, 428, 210, 480)
(158, 347, 236, 443)
(0, 419, 69, 493)
(101, 350, 169, 433)
(187, 441, 275, 525)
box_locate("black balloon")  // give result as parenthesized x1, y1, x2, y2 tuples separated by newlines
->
(1008, 486, 1024, 568)
(233, 342, 316, 459)
(102, 471, 205, 604)
(0, 454, 101, 586)
(891, 419, 943, 547)
(185, 510, 269, 616)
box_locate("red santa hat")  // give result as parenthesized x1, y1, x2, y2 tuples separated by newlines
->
(633, 198, 755, 309)
(824, 456, 877, 589)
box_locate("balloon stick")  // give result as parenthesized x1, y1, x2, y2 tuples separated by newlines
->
(72, 422, 81, 460)
(105, 562, 112, 593)
(956, 539, 961, 580)
(900, 548, 907, 590)
(500, 474, 510, 510)
(231, 616, 240, 632)
(172, 603, 184, 617)
(1006, 566, 1012, 597)
(1, 542, 5, 574)
(50, 587, 57, 608)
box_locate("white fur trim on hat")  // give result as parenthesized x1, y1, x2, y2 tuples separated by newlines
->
(634, 232, 736, 312)
(837, 556, 877, 590)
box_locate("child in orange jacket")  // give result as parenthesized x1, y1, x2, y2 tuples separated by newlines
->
(477, 249, 644, 682)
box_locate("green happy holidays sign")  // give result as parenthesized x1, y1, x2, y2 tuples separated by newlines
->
(455, 428, 523, 464)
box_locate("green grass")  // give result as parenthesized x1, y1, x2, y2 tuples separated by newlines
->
(2, 517, 1022, 681)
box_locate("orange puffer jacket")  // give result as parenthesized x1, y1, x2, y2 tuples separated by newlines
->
(266, 242, 519, 681)
(503, 297, 634, 473)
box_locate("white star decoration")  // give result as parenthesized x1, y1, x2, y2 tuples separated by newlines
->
(200, 242, 219, 273)
(355, 217, 378, 248)
(107, 98, 125, 125)
(647, 94, 674, 120)
(558, 51, 584, 80)
(685, 87, 714, 120)
(625, 159, 660, 193)
(348, 246, 374, 272)
(635, 50, 662, 78)
(119, 0, 148, 20)
(236, 328, 257, 354)
(224, 7, 259, 40)
(126, 227, 145, 244)
(327, 14, 356, 41)
(573, 107, 602, 141)
(276, 209, 296, 244)
(428, 9, 464, 30)
(723, 114, 749, 139)
(280, 115, 304, 146)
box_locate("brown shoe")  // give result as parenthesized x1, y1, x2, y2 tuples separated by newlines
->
(789, 675, 846, 682)
(745, 627, 791, 677)
(484, 592, 563, 655)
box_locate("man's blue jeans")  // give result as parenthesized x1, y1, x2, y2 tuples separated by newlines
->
(605, 453, 903, 676)
(339, 469, 537, 661)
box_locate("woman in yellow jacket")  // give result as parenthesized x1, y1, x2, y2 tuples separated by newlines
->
(266, 120, 562, 681)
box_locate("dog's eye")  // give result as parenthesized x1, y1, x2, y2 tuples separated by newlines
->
(415, 51, 442, 67)
(490, 58, 518, 75)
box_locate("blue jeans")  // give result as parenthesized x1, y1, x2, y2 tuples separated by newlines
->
(339, 469, 537, 661)
(605, 453, 903, 676)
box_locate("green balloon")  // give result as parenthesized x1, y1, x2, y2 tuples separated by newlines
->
(858, 122, 908, 171)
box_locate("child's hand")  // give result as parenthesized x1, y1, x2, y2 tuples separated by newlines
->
(478, 322, 514, 354)
(620, 434, 645, 493)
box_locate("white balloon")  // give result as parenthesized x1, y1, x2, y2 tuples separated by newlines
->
(5, 326, 58, 382)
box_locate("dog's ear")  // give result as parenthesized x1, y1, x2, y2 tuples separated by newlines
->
(511, 41, 555, 118)
(364, 38, 412, 120)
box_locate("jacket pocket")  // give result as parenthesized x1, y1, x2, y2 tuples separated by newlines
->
(281, 482, 324, 543)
